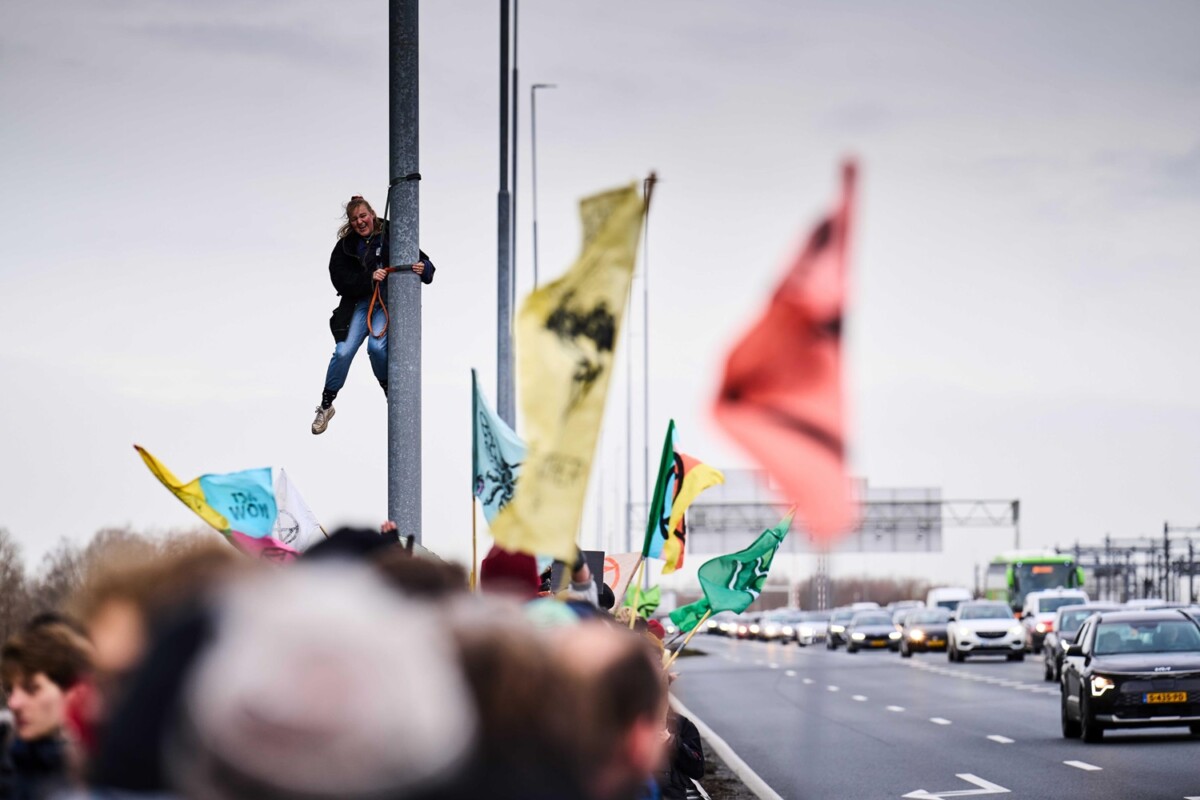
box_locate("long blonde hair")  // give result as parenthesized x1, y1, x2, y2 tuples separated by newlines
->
(338, 195, 381, 239)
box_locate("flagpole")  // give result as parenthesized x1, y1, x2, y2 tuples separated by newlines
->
(627, 556, 646, 628)
(663, 609, 712, 671)
(470, 497, 478, 591)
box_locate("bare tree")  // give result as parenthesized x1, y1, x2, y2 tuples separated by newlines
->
(0, 529, 31, 642)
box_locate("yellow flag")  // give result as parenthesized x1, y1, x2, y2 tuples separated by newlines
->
(491, 182, 645, 561)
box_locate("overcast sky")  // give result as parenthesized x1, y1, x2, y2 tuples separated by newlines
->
(2, 1, 1198, 588)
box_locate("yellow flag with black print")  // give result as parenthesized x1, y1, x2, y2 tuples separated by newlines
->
(491, 182, 646, 561)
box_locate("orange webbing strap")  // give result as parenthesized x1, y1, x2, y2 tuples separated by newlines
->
(367, 267, 400, 338)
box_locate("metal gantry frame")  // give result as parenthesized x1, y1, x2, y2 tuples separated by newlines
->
(1060, 523, 1200, 604)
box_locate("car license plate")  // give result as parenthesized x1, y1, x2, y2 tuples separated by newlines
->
(928, 638, 944, 645)
(871, 640, 886, 647)
(1144, 692, 1187, 704)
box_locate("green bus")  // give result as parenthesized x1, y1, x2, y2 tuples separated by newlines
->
(983, 551, 1085, 610)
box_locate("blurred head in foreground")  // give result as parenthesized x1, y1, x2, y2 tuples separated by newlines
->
(551, 621, 669, 800)
(168, 562, 476, 800)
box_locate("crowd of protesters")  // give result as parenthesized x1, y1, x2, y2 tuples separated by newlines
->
(0, 528, 707, 800)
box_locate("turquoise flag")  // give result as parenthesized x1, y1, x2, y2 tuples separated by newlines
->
(472, 369, 526, 523)
(697, 513, 793, 614)
(669, 597, 712, 634)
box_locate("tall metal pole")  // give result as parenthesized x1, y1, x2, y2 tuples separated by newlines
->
(530, 83, 555, 289)
(387, 0, 421, 542)
(496, 0, 515, 427)
(510, 0, 519, 310)
(641, 178, 652, 510)
(624, 293, 633, 553)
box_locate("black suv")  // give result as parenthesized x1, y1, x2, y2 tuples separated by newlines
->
(1060, 609, 1200, 742)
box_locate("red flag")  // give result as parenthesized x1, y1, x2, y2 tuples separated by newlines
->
(713, 161, 858, 542)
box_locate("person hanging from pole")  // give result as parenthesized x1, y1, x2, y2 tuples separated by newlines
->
(312, 195, 434, 435)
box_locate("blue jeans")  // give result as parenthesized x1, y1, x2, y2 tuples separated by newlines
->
(323, 298, 387, 392)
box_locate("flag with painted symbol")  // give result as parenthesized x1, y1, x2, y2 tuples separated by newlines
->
(713, 162, 858, 543)
(472, 368, 526, 524)
(662, 453, 724, 574)
(491, 182, 645, 561)
(135, 445, 325, 560)
(697, 513, 792, 614)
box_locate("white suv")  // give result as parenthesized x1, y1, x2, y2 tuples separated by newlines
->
(947, 601, 1025, 662)
(1021, 589, 1088, 653)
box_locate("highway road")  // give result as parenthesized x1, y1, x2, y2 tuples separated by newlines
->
(671, 635, 1200, 799)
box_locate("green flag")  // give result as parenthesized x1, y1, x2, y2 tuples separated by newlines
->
(697, 513, 793, 614)
(624, 584, 661, 617)
(640, 420, 677, 558)
(669, 597, 711, 633)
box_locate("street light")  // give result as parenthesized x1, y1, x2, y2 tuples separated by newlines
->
(530, 82, 556, 288)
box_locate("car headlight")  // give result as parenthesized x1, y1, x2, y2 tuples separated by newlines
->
(889, 631, 902, 640)
(830, 624, 846, 633)
(749, 625, 760, 634)
(1035, 622, 1050, 634)
(719, 623, 732, 632)
(909, 629, 925, 641)
(1008, 625, 1025, 637)
(1090, 675, 1115, 697)
(782, 626, 794, 637)
(851, 632, 866, 641)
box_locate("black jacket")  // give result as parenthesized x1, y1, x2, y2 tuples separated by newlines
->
(328, 220, 434, 342)
(657, 712, 705, 800)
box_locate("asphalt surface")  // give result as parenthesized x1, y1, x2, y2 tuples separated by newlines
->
(671, 635, 1200, 800)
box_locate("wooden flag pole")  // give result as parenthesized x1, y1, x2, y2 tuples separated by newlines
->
(627, 556, 647, 628)
(470, 495, 478, 591)
(663, 608, 711, 671)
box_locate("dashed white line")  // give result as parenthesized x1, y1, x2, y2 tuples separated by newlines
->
(987, 735, 1014, 744)
(827, 685, 840, 692)
(929, 717, 952, 725)
(768, 663, 779, 670)
(887, 705, 905, 712)
(802, 678, 814, 685)
(852, 695, 867, 702)
(1064, 761, 1102, 772)
(785, 670, 796, 677)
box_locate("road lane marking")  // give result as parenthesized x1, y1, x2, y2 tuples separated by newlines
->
(785, 670, 796, 677)
(929, 717, 952, 725)
(768, 663, 779, 669)
(987, 735, 1014, 744)
(827, 685, 840, 692)
(902, 772, 1011, 798)
(852, 695, 867, 702)
(802, 678, 814, 684)
(887, 705, 906, 712)
(1063, 761, 1102, 771)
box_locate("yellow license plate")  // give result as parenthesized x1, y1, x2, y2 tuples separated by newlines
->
(871, 640, 887, 647)
(1144, 692, 1187, 703)
(928, 639, 945, 645)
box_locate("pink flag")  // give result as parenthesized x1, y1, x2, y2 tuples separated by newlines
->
(713, 162, 859, 542)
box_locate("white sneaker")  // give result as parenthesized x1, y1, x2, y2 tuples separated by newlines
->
(312, 405, 335, 435)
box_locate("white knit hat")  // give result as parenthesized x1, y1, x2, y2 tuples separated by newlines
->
(173, 562, 475, 799)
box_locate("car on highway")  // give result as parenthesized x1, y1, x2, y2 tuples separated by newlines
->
(826, 608, 857, 650)
(1060, 608, 1200, 742)
(704, 610, 739, 637)
(737, 612, 764, 640)
(1042, 602, 1121, 682)
(795, 611, 831, 646)
(927, 586, 973, 612)
(845, 610, 902, 653)
(947, 601, 1026, 662)
(758, 609, 803, 642)
(1021, 588, 1089, 653)
(898, 607, 951, 658)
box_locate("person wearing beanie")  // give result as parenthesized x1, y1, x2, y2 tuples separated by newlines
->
(478, 546, 541, 599)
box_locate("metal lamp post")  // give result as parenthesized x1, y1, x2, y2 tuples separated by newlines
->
(530, 82, 556, 288)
